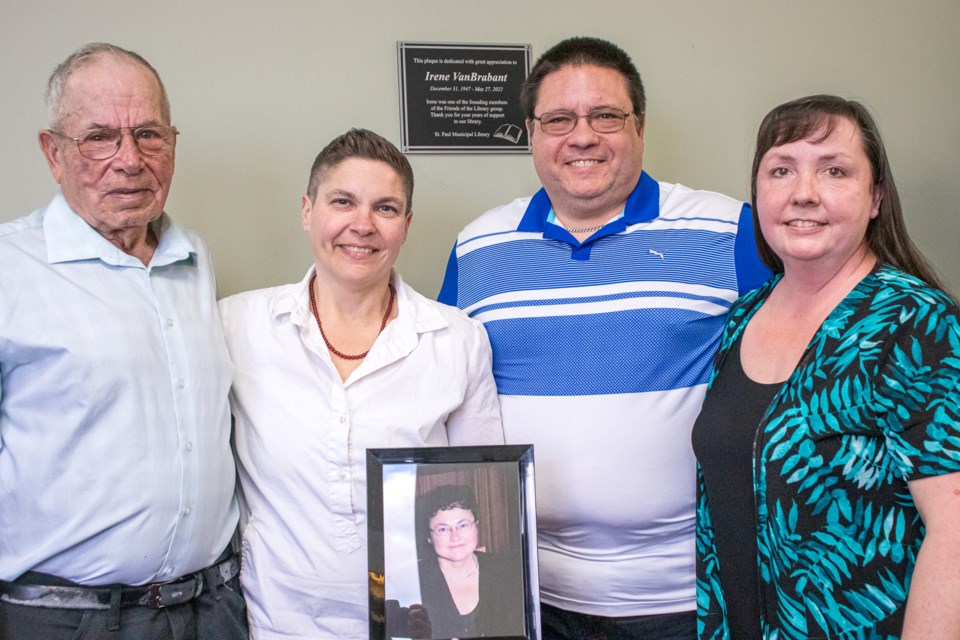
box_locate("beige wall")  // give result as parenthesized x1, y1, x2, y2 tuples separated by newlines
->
(3, 0, 958, 297)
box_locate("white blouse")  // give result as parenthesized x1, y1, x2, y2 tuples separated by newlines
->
(220, 268, 504, 640)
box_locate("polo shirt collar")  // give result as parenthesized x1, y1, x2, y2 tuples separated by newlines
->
(516, 170, 661, 235)
(44, 194, 195, 268)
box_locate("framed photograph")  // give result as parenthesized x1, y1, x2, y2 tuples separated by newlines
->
(367, 445, 539, 640)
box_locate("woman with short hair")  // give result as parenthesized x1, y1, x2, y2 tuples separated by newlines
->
(221, 129, 504, 640)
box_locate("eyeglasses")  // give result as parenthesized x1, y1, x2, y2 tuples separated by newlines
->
(532, 108, 635, 136)
(49, 125, 179, 160)
(430, 520, 477, 538)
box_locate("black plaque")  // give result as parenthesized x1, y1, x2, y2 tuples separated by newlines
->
(398, 41, 532, 154)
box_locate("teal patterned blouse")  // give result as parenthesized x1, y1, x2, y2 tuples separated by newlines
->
(695, 264, 960, 640)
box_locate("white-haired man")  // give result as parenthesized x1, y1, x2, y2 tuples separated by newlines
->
(0, 43, 245, 640)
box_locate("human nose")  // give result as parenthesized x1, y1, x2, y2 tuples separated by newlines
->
(565, 114, 601, 145)
(111, 130, 145, 169)
(790, 170, 819, 206)
(349, 206, 376, 234)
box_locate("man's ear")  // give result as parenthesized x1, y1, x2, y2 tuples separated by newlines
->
(39, 130, 65, 184)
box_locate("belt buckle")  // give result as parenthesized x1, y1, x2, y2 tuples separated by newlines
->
(144, 573, 203, 609)
(146, 583, 167, 609)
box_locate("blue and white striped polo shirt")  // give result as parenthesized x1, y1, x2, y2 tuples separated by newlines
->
(439, 171, 770, 616)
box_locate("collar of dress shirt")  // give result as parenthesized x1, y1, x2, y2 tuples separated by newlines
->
(43, 193, 195, 268)
(270, 266, 449, 340)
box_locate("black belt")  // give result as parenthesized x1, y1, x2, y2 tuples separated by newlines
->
(0, 555, 239, 610)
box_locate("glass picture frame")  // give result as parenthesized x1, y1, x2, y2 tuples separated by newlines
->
(367, 444, 539, 639)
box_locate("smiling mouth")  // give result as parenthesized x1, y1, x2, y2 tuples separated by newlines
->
(567, 159, 602, 167)
(786, 220, 824, 228)
(340, 244, 377, 254)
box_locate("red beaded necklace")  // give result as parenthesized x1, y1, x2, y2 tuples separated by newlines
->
(308, 273, 396, 361)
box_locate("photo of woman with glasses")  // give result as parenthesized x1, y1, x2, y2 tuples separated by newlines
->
(414, 484, 524, 639)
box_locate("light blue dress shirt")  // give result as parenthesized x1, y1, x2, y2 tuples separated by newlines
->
(0, 194, 238, 586)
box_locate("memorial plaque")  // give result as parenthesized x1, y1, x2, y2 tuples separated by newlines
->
(398, 41, 532, 154)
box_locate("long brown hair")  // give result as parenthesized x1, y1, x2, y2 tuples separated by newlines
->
(750, 95, 951, 297)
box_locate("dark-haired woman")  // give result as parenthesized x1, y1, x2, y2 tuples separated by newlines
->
(693, 95, 960, 639)
(415, 485, 524, 639)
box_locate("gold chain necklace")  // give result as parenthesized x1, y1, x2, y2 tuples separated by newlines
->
(566, 223, 604, 233)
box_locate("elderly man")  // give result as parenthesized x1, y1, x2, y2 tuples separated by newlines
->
(439, 36, 771, 639)
(0, 43, 245, 639)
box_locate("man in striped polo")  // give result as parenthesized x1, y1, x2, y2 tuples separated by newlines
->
(438, 36, 770, 640)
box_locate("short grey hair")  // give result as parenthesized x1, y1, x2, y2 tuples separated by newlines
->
(45, 42, 171, 129)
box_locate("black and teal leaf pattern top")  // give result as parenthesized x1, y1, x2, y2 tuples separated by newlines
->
(696, 264, 960, 640)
